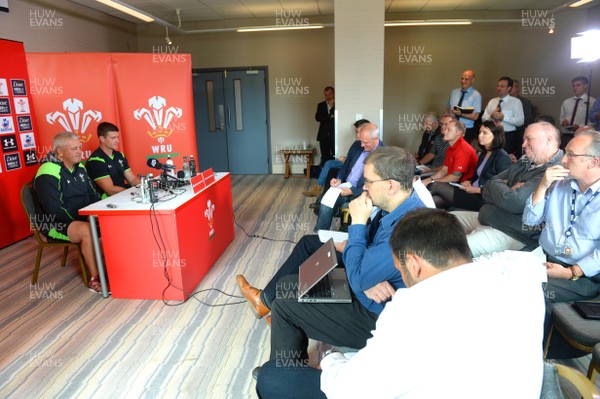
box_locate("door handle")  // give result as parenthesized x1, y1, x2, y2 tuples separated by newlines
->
(227, 105, 231, 127)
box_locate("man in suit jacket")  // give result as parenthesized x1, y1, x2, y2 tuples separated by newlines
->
(314, 123, 383, 232)
(315, 86, 335, 166)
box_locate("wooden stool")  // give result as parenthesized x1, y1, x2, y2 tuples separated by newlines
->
(282, 149, 313, 179)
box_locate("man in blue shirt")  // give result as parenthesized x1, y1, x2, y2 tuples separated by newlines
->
(237, 147, 425, 368)
(448, 69, 482, 145)
(523, 131, 600, 305)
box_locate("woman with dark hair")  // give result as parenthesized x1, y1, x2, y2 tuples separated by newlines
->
(429, 120, 512, 210)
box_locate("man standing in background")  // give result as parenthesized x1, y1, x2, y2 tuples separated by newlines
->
(482, 76, 524, 155)
(560, 76, 596, 149)
(448, 70, 482, 145)
(315, 86, 335, 166)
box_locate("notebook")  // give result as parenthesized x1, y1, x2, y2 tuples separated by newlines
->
(572, 301, 600, 320)
(297, 238, 352, 303)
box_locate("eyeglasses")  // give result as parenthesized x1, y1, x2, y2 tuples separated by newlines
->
(364, 178, 390, 186)
(563, 153, 595, 159)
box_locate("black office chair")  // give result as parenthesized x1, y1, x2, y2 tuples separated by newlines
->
(20, 182, 87, 285)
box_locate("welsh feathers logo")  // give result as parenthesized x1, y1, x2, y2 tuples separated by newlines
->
(204, 199, 216, 239)
(46, 98, 102, 143)
(134, 96, 182, 140)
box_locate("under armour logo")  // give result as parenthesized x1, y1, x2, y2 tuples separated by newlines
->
(3, 138, 14, 146)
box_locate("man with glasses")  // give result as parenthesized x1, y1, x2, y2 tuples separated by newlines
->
(237, 147, 426, 379)
(523, 130, 600, 309)
(313, 123, 382, 232)
(452, 122, 563, 257)
(256, 209, 545, 398)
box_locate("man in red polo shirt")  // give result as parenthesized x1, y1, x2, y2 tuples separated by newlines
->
(422, 119, 478, 188)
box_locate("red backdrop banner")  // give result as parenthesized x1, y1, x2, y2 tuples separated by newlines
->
(0, 39, 41, 248)
(26, 53, 118, 161)
(110, 53, 197, 173)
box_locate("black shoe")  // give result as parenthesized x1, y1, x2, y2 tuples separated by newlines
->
(309, 202, 320, 209)
(252, 366, 261, 380)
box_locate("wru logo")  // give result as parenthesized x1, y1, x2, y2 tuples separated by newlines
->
(134, 96, 183, 140)
(46, 98, 102, 143)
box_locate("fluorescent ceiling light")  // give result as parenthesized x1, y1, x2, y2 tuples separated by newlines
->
(237, 25, 324, 32)
(385, 20, 472, 27)
(96, 0, 154, 22)
(569, 0, 594, 7)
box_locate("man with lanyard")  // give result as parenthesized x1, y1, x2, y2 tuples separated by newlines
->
(85, 122, 140, 198)
(523, 131, 600, 336)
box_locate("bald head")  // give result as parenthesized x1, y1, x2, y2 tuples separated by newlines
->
(461, 70, 475, 90)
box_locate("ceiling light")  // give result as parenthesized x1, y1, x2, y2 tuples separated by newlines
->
(569, 0, 594, 7)
(385, 20, 472, 27)
(237, 25, 324, 32)
(165, 27, 172, 45)
(96, 0, 154, 23)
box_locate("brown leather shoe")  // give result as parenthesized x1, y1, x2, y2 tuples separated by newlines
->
(302, 184, 322, 197)
(237, 274, 270, 318)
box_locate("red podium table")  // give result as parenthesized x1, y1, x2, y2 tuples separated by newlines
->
(79, 172, 234, 300)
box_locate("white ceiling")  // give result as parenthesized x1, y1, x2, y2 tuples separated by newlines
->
(68, 0, 598, 27)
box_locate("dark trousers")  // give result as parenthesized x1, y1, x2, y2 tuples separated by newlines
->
(428, 181, 484, 211)
(503, 131, 518, 155)
(256, 359, 325, 399)
(260, 235, 344, 309)
(270, 274, 378, 361)
(318, 136, 335, 167)
(464, 127, 478, 147)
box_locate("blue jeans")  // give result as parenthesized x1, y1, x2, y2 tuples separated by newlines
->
(256, 360, 326, 399)
(314, 195, 348, 232)
(317, 159, 342, 186)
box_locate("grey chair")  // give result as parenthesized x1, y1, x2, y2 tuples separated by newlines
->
(545, 302, 600, 356)
(20, 182, 88, 285)
(541, 362, 600, 399)
(589, 343, 600, 382)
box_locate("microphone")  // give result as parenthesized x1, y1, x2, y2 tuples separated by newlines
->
(147, 158, 175, 171)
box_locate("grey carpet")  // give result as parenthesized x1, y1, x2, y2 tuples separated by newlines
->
(0, 175, 317, 399)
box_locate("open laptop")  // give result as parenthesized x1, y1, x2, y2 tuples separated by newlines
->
(297, 238, 352, 303)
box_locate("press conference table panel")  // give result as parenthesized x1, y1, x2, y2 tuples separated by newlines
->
(79, 172, 234, 300)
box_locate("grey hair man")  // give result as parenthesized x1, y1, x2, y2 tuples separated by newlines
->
(452, 121, 563, 257)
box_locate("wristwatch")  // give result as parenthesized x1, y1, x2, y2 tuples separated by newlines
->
(569, 266, 580, 281)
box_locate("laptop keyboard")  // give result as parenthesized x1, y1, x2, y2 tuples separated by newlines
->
(307, 274, 333, 298)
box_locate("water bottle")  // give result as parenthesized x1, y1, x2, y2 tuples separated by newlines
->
(166, 155, 175, 178)
(189, 155, 197, 177)
(139, 175, 148, 203)
(183, 156, 191, 180)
